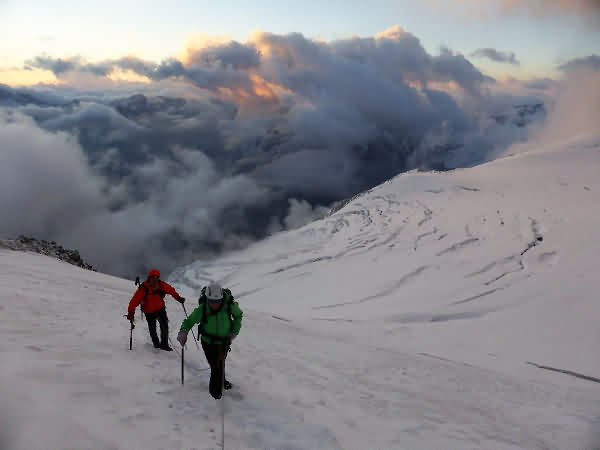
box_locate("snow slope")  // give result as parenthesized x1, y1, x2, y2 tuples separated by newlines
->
(2, 133, 600, 449)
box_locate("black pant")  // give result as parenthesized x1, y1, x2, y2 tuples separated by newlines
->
(144, 307, 169, 347)
(201, 340, 229, 399)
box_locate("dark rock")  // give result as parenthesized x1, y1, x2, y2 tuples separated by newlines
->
(0, 236, 96, 271)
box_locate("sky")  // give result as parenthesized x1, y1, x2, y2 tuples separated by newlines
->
(0, 0, 599, 277)
(1, 0, 599, 84)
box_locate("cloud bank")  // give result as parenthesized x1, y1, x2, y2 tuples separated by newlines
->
(559, 54, 600, 72)
(471, 48, 520, 65)
(1, 28, 550, 277)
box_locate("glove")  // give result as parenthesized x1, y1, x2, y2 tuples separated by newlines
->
(126, 311, 134, 321)
(177, 296, 185, 304)
(177, 329, 189, 346)
(228, 333, 238, 342)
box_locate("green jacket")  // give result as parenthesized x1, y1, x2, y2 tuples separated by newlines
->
(180, 295, 243, 344)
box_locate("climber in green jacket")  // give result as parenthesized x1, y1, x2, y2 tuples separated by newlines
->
(177, 283, 243, 399)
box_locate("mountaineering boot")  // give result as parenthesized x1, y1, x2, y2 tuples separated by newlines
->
(160, 344, 173, 351)
(224, 380, 232, 390)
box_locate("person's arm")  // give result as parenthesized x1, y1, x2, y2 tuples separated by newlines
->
(127, 288, 144, 319)
(180, 306, 203, 331)
(230, 302, 243, 335)
(161, 281, 185, 303)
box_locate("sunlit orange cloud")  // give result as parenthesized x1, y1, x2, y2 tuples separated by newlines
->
(177, 30, 293, 105)
(248, 31, 278, 59)
(248, 30, 321, 70)
(107, 68, 152, 84)
(0, 69, 57, 86)
(214, 72, 292, 106)
(249, 72, 292, 101)
(408, 80, 463, 92)
(178, 32, 234, 65)
(0, 61, 153, 87)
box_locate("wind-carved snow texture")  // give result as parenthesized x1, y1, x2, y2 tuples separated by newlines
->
(4, 134, 600, 450)
(176, 134, 600, 431)
(468, 217, 545, 287)
(414, 227, 438, 250)
(268, 256, 334, 275)
(313, 265, 429, 310)
(450, 288, 504, 305)
(436, 238, 480, 256)
(526, 362, 600, 384)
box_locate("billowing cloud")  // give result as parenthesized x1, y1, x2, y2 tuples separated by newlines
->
(25, 27, 494, 98)
(503, 69, 600, 161)
(26, 55, 255, 92)
(432, 47, 495, 92)
(327, 27, 493, 93)
(0, 111, 105, 239)
(3, 28, 550, 277)
(559, 54, 600, 72)
(0, 109, 273, 276)
(26, 56, 112, 77)
(537, 69, 600, 144)
(187, 41, 262, 70)
(522, 77, 556, 90)
(282, 199, 330, 230)
(471, 48, 520, 65)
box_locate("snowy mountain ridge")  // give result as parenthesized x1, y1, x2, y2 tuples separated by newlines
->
(2, 132, 600, 449)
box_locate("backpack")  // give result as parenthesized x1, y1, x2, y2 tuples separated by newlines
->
(138, 283, 166, 307)
(197, 288, 235, 341)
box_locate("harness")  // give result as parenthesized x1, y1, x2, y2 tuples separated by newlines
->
(138, 283, 166, 309)
(198, 288, 234, 343)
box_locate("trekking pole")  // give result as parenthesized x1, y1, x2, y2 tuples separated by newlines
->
(181, 346, 185, 385)
(181, 304, 200, 350)
(124, 315, 134, 350)
(220, 349, 226, 450)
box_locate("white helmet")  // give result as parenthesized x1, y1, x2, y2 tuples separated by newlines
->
(205, 283, 224, 301)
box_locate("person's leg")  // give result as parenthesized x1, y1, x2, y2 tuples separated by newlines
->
(202, 340, 223, 399)
(156, 307, 171, 350)
(144, 311, 160, 348)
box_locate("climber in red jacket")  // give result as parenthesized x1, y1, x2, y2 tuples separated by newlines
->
(127, 269, 185, 351)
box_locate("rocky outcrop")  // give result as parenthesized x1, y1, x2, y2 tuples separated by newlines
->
(0, 235, 95, 271)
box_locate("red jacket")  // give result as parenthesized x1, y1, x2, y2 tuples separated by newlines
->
(128, 280, 181, 314)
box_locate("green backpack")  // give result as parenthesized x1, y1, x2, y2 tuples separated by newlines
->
(197, 288, 235, 342)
